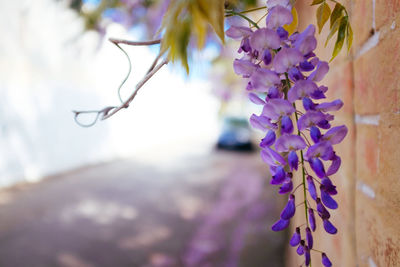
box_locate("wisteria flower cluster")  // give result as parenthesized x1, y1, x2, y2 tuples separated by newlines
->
(226, 0, 348, 266)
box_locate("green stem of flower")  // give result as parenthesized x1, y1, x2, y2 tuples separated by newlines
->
(225, 6, 267, 16)
(284, 72, 311, 267)
(225, 11, 260, 29)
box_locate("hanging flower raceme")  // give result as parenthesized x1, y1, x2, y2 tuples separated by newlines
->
(226, 0, 348, 265)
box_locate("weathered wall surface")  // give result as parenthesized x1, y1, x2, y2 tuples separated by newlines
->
(288, 1, 400, 266)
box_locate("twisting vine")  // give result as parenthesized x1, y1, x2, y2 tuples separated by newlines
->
(73, 38, 166, 127)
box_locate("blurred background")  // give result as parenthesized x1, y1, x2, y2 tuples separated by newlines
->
(0, 0, 288, 266)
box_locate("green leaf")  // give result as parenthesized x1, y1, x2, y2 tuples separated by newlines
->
(346, 23, 353, 52)
(311, 0, 324, 5)
(330, 16, 348, 61)
(316, 2, 331, 33)
(325, 14, 342, 46)
(330, 3, 344, 28)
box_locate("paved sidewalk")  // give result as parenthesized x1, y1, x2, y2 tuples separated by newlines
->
(0, 151, 286, 267)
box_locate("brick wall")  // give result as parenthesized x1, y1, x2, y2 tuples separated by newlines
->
(287, 1, 400, 266)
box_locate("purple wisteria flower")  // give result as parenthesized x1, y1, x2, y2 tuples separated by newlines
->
(227, 0, 348, 265)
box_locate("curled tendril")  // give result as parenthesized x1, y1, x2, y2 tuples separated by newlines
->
(73, 37, 166, 127)
(114, 43, 132, 104)
(73, 106, 116, 127)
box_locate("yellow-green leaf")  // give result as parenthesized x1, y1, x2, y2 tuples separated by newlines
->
(330, 3, 344, 28)
(197, 0, 225, 42)
(311, 0, 324, 5)
(159, 0, 225, 73)
(316, 2, 331, 33)
(325, 14, 342, 46)
(283, 7, 298, 35)
(346, 22, 353, 52)
(330, 16, 347, 61)
(191, 6, 207, 48)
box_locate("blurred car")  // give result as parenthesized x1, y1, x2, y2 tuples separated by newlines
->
(216, 117, 254, 151)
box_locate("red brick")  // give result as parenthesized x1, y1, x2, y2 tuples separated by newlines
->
(353, 27, 400, 114)
(351, 0, 374, 50)
(375, 0, 400, 30)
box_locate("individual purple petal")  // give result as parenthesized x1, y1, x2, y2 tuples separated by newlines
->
(308, 208, 316, 231)
(321, 188, 338, 209)
(281, 115, 294, 134)
(310, 88, 327, 99)
(306, 227, 313, 249)
(262, 49, 272, 65)
(299, 60, 315, 71)
(321, 177, 337, 195)
(319, 85, 328, 93)
(317, 119, 331, 129)
(308, 61, 329, 82)
(297, 111, 328, 131)
(239, 37, 251, 53)
(233, 59, 258, 77)
(250, 28, 281, 51)
(261, 147, 286, 166)
(296, 240, 305, 255)
(246, 81, 253, 91)
(280, 194, 296, 219)
(307, 175, 317, 200)
(275, 134, 307, 152)
(288, 67, 304, 81)
(271, 218, 290, 231)
(250, 68, 280, 91)
(225, 26, 253, 39)
(316, 198, 330, 219)
(279, 178, 293, 194)
(262, 98, 295, 120)
(253, 50, 259, 59)
(305, 246, 311, 266)
(288, 151, 299, 171)
(302, 97, 315, 111)
(249, 114, 277, 131)
(290, 227, 301, 247)
(327, 155, 341, 176)
(322, 253, 333, 267)
(287, 80, 318, 103)
(248, 92, 266, 105)
(298, 36, 317, 56)
(310, 126, 322, 143)
(270, 166, 286, 184)
(273, 47, 304, 73)
(310, 157, 326, 178)
(260, 130, 276, 148)
(266, 5, 293, 29)
(316, 99, 344, 112)
(323, 219, 337, 234)
(267, 87, 281, 99)
(305, 141, 334, 161)
(277, 26, 288, 39)
(305, 52, 316, 59)
(293, 25, 316, 54)
(322, 125, 348, 145)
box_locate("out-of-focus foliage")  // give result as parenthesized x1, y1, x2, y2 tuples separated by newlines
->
(159, 0, 225, 73)
(69, 0, 257, 72)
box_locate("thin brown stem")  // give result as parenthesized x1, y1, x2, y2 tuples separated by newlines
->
(293, 182, 305, 193)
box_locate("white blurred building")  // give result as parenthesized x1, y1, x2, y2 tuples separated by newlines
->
(0, 0, 219, 187)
